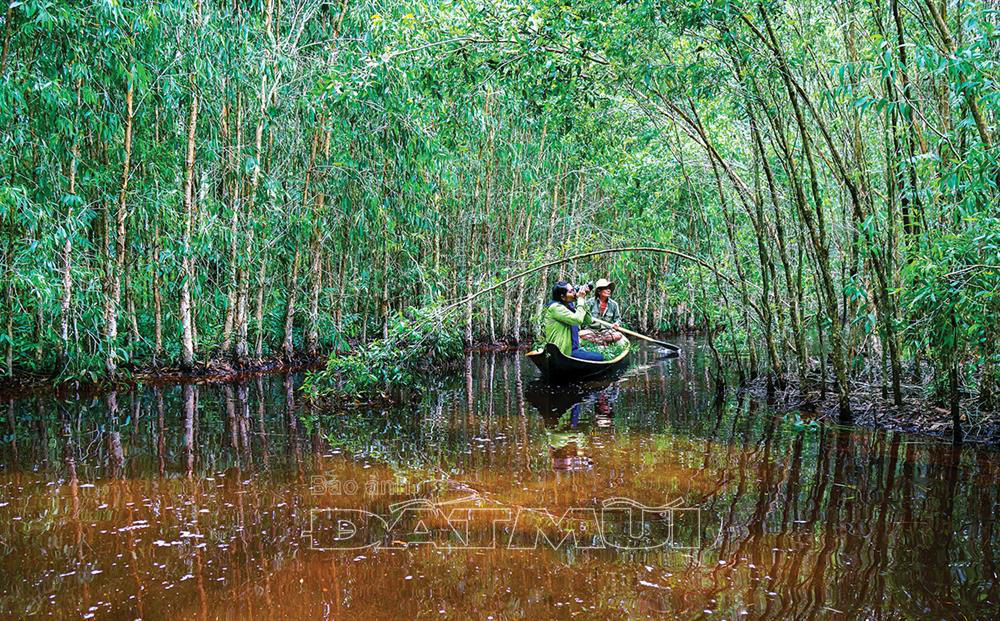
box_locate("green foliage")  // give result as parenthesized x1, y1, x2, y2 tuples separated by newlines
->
(301, 305, 463, 401)
(0, 0, 997, 416)
(578, 338, 628, 360)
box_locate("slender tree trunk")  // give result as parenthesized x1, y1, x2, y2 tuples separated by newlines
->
(980, 319, 996, 412)
(3, 283, 11, 375)
(105, 72, 134, 376)
(482, 100, 496, 344)
(0, 4, 13, 76)
(654, 255, 668, 332)
(32, 296, 42, 366)
(305, 244, 322, 353)
(125, 267, 140, 351)
(381, 244, 390, 340)
(743, 119, 782, 386)
(59, 79, 82, 366)
(536, 159, 563, 325)
(923, 0, 992, 149)
(642, 270, 652, 332)
(282, 250, 300, 360)
(950, 317, 962, 445)
(234, 240, 251, 361)
(511, 209, 531, 344)
(306, 129, 330, 355)
(152, 224, 163, 364)
(335, 227, 348, 331)
(891, 0, 925, 242)
(236, 0, 275, 362)
(752, 111, 807, 388)
(180, 74, 199, 369)
(754, 6, 852, 420)
(254, 260, 266, 360)
(222, 94, 243, 355)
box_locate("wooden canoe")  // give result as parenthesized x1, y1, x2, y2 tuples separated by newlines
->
(525, 338, 631, 382)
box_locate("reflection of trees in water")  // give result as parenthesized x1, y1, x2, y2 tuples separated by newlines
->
(0, 347, 997, 617)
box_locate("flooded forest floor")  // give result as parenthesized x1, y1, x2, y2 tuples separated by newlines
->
(1, 336, 997, 446)
(1, 339, 997, 619)
(740, 372, 1000, 445)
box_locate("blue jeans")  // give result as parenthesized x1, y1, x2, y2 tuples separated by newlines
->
(571, 348, 604, 361)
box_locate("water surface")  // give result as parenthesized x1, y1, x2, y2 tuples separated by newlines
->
(1, 340, 997, 619)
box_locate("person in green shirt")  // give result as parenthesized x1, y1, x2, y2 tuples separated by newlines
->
(543, 281, 605, 361)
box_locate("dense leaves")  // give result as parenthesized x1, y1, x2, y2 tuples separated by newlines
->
(0, 0, 997, 436)
(301, 305, 463, 400)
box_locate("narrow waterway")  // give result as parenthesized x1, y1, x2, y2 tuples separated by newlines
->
(0, 339, 997, 619)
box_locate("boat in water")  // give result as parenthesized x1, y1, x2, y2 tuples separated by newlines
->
(525, 337, 631, 382)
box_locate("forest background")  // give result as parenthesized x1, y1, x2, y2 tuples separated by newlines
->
(0, 0, 997, 435)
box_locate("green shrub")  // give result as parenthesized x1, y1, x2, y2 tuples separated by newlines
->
(301, 305, 463, 401)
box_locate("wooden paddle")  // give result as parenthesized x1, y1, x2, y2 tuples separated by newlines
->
(591, 318, 681, 352)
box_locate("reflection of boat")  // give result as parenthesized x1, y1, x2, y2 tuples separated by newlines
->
(525, 339, 631, 382)
(524, 373, 621, 427)
(524, 375, 623, 419)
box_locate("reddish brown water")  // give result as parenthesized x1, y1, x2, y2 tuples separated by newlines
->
(1, 341, 997, 619)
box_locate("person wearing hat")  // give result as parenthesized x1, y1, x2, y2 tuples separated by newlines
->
(581, 278, 623, 344)
(586, 279, 621, 323)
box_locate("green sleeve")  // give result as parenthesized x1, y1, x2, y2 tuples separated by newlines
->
(549, 303, 590, 327)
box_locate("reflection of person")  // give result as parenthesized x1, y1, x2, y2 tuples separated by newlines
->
(596, 393, 612, 417)
(550, 440, 592, 471)
(581, 278, 623, 344)
(548, 404, 593, 471)
(544, 281, 604, 361)
(591, 386, 619, 427)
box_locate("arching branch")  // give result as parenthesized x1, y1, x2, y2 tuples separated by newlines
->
(442, 246, 753, 314)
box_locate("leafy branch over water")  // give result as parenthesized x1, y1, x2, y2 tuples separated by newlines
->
(302, 305, 463, 401)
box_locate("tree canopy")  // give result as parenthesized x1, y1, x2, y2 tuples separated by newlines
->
(1, 0, 997, 435)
